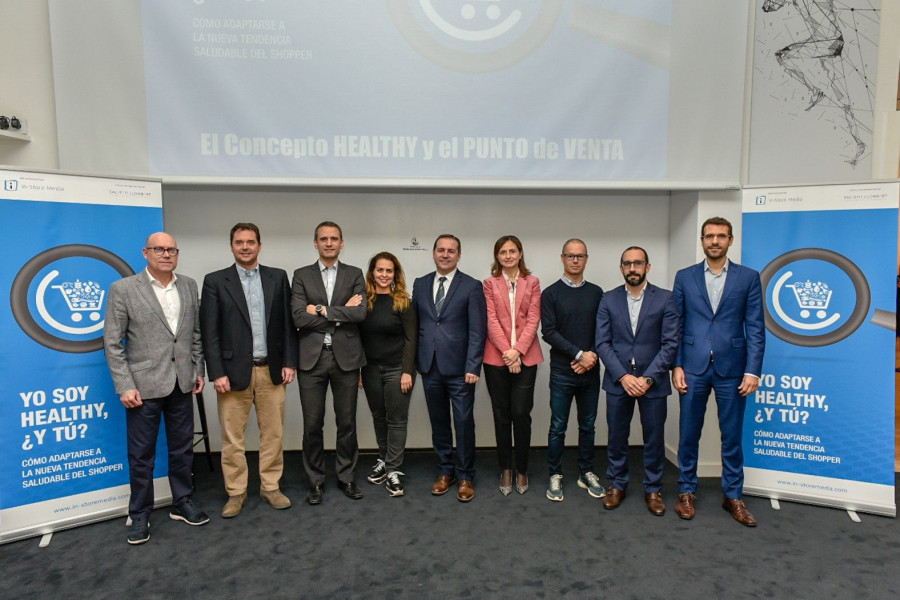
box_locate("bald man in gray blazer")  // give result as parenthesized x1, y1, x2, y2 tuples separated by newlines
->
(104, 232, 208, 545)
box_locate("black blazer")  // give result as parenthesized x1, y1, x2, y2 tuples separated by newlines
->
(290, 261, 367, 371)
(200, 264, 298, 390)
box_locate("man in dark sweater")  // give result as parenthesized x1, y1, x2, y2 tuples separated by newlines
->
(541, 239, 605, 502)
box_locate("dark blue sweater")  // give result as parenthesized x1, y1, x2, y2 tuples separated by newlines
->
(540, 279, 604, 374)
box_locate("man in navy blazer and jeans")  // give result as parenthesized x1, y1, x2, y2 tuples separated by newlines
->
(200, 223, 298, 518)
(413, 234, 487, 502)
(596, 246, 678, 516)
(671, 217, 765, 527)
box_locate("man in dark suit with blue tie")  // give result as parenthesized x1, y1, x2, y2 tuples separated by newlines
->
(596, 246, 678, 516)
(671, 217, 765, 527)
(291, 222, 367, 505)
(413, 234, 487, 502)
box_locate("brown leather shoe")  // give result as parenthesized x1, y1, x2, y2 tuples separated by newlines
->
(675, 492, 695, 520)
(457, 479, 475, 502)
(221, 492, 247, 518)
(603, 487, 625, 510)
(260, 489, 292, 510)
(645, 492, 666, 516)
(722, 497, 757, 527)
(431, 474, 456, 496)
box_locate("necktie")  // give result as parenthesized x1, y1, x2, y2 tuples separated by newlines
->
(434, 276, 447, 317)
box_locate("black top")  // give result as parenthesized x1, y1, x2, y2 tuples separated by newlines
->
(540, 279, 604, 374)
(359, 294, 418, 373)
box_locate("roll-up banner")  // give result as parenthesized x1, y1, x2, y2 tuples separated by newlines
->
(0, 169, 168, 543)
(742, 182, 898, 517)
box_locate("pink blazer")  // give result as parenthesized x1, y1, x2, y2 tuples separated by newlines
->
(483, 274, 544, 368)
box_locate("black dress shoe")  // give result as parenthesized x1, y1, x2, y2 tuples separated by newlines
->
(306, 485, 324, 505)
(338, 481, 364, 500)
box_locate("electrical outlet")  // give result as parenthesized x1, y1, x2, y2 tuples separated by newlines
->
(9, 117, 27, 135)
(0, 116, 29, 142)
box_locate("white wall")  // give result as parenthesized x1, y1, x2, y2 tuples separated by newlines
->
(163, 186, 673, 452)
(0, 0, 59, 170)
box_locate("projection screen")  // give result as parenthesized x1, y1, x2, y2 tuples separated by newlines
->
(49, 0, 750, 187)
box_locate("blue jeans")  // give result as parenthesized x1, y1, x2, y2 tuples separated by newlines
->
(547, 370, 600, 477)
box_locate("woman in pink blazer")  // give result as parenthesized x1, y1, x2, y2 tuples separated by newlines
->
(483, 235, 544, 495)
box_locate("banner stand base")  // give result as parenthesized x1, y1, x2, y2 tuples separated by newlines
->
(39, 533, 52, 548)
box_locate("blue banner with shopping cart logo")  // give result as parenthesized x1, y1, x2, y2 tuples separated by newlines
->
(0, 169, 167, 543)
(742, 182, 897, 517)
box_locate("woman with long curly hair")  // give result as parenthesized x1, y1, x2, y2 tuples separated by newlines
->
(358, 252, 417, 496)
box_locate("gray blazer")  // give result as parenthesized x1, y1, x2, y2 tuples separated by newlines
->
(291, 261, 366, 371)
(103, 270, 205, 399)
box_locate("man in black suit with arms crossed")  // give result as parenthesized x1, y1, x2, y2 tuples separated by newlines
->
(291, 221, 367, 504)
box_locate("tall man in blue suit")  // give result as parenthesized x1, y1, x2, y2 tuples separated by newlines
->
(413, 234, 487, 502)
(596, 246, 678, 516)
(671, 217, 765, 527)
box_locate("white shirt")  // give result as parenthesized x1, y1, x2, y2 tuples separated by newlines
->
(318, 260, 338, 344)
(146, 268, 180, 333)
(433, 269, 457, 302)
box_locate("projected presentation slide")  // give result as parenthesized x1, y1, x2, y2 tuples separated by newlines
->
(50, 1, 747, 183)
(142, 0, 670, 179)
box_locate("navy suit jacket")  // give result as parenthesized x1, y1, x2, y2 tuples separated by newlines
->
(595, 283, 679, 398)
(413, 270, 487, 377)
(200, 264, 298, 391)
(672, 260, 765, 378)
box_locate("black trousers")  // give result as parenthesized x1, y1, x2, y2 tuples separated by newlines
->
(483, 363, 537, 474)
(298, 349, 359, 486)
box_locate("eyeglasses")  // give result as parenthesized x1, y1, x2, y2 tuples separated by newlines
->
(562, 253, 588, 261)
(621, 260, 647, 268)
(702, 233, 731, 241)
(147, 247, 179, 256)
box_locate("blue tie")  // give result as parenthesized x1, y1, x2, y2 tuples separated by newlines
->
(434, 276, 447, 317)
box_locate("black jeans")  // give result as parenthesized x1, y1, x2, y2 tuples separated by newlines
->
(361, 364, 411, 473)
(483, 363, 537, 474)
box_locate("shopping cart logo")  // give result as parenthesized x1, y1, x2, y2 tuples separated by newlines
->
(10, 245, 134, 353)
(52, 279, 106, 323)
(760, 248, 870, 347)
(785, 280, 832, 321)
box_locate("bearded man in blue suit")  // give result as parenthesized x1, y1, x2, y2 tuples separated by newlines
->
(595, 246, 678, 516)
(671, 217, 765, 527)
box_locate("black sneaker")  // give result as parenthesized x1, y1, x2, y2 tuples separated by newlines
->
(169, 498, 210, 526)
(385, 471, 405, 497)
(367, 459, 387, 484)
(127, 516, 150, 545)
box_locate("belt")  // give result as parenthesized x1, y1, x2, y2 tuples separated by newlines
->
(253, 358, 267, 366)
(322, 344, 333, 351)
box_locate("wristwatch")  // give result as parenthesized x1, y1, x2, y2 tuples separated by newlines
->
(644, 377, 655, 387)
(315, 304, 324, 315)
